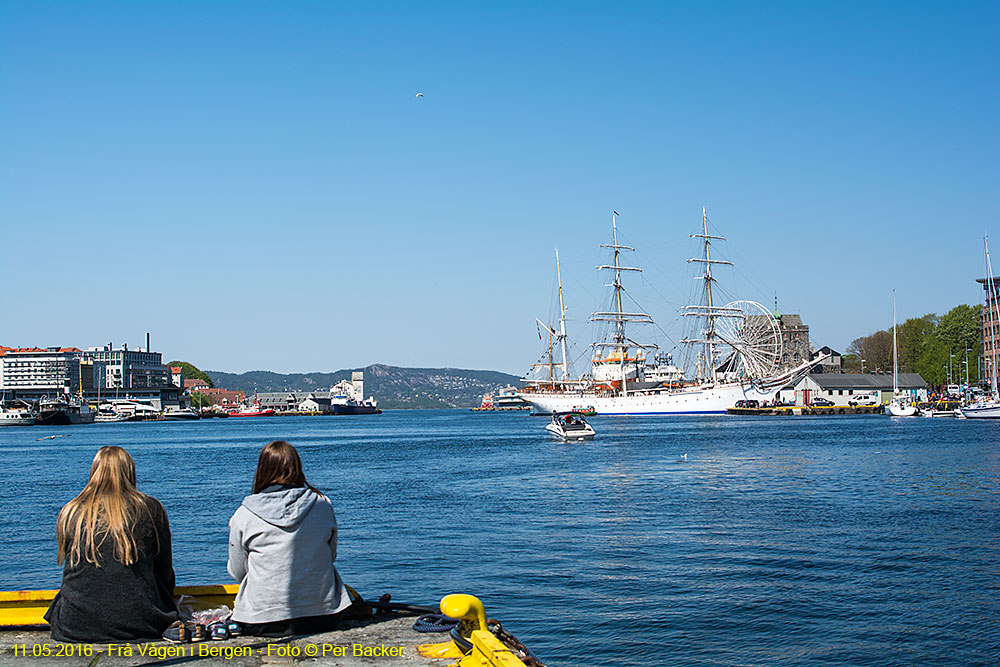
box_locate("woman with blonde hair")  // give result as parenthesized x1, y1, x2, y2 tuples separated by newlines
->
(45, 446, 178, 642)
(228, 440, 351, 636)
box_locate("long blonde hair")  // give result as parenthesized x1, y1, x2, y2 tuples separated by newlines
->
(56, 446, 159, 568)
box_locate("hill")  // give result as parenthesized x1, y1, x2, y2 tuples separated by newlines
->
(204, 363, 521, 409)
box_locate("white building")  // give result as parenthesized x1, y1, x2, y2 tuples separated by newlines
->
(82, 344, 171, 391)
(0, 347, 84, 395)
(778, 373, 928, 407)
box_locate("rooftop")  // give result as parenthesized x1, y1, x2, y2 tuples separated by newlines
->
(808, 373, 927, 389)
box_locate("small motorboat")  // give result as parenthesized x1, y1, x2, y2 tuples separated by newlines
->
(545, 411, 595, 441)
(162, 408, 201, 421)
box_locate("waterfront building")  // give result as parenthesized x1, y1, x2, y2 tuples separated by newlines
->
(199, 388, 245, 406)
(0, 346, 11, 389)
(256, 391, 335, 412)
(0, 347, 84, 396)
(976, 276, 1000, 386)
(184, 378, 211, 394)
(811, 346, 843, 374)
(82, 344, 171, 391)
(777, 373, 927, 407)
(776, 314, 811, 373)
(170, 366, 184, 388)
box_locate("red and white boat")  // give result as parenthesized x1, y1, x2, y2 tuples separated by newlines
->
(228, 407, 275, 417)
(228, 393, 275, 417)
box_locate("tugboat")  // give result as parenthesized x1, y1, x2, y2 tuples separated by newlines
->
(545, 411, 596, 441)
(35, 396, 94, 426)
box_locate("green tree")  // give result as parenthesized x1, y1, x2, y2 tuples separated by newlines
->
(935, 305, 981, 384)
(167, 361, 214, 388)
(847, 331, 892, 373)
(190, 392, 213, 409)
(896, 314, 938, 372)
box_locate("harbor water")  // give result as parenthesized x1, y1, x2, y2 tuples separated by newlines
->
(1, 411, 998, 666)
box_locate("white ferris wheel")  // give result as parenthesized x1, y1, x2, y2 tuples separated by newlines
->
(713, 300, 783, 380)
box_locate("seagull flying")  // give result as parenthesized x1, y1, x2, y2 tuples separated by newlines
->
(415, 92, 424, 99)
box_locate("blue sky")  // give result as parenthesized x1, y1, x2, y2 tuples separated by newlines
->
(1, 1, 997, 375)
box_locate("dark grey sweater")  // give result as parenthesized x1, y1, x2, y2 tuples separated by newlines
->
(44, 497, 179, 643)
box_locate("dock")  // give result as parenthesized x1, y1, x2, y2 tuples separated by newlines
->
(0, 588, 534, 667)
(727, 405, 886, 416)
(0, 615, 443, 667)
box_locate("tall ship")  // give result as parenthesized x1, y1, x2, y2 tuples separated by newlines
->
(518, 210, 823, 415)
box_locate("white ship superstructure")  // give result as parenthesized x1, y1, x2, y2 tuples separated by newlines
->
(519, 210, 822, 415)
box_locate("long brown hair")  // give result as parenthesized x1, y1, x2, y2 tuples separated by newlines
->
(252, 440, 323, 496)
(56, 446, 159, 568)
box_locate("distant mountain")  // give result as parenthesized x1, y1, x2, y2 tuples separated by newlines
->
(204, 363, 521, 409)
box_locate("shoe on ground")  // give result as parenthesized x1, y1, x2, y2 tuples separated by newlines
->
(162, 620, 190, 644)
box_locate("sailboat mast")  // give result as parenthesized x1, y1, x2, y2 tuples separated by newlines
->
(681, 207, 733, 383)
(556, 248, 569, 382)
(986, 235, 999, 399)
(612, 212, 627, 393)
(702, 207, 715, 382)
(892, 290, 899, 395)
(592, 212, 653, 396)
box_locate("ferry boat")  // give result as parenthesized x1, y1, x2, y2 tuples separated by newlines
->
(329, 373, 381, 414)
(0, 403, 35, 426)
(519, 210, 823, 415)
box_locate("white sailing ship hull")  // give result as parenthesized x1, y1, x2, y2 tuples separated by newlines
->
(959, 403, 1000, 419)
(521, 382, 779, 415)
(885, 401, 918, 417)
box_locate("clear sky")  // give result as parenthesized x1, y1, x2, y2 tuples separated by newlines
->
(1, 1, 997, 376)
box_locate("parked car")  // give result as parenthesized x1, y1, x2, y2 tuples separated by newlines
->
(734, 399, 760, 408)
(848, 394, 879, 407)
(810, 397, 834, 406)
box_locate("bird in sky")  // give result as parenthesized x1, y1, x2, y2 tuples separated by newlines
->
(415, 92, 424, 99)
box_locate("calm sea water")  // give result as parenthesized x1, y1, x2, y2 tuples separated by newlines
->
(1, 411, 998, 666)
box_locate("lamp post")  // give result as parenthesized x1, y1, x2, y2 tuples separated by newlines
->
(949, 349, 955, 384)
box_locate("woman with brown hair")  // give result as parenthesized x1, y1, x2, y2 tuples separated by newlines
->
(45, 446, 178, 642)
(227, 440, 351, 636)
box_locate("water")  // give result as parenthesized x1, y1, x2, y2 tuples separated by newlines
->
(1, 412, 998, 666)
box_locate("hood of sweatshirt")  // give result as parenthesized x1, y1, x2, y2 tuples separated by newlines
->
(241, 486, 318, 529)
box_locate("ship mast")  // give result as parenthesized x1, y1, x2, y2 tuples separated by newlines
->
(892, 290, 899, 396)
(681, 207, 734, 383)
(591, 211, 654, 395)
(529, 248, 573, 387)
(556, 248, 570, 381)
(986, 235, 999, 400)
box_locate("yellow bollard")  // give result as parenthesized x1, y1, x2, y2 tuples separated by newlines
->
(440, 593, 489, 633)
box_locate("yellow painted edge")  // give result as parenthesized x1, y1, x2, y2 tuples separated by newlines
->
(461, 630, 528, 667)
(0, 586, 240, 627)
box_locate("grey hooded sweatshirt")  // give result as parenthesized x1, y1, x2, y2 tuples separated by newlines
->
(227, 486, 350, 624)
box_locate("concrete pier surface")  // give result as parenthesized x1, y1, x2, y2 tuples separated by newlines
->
(0, 614, 444, 667)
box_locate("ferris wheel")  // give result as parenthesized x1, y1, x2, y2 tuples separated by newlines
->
(713, 300, 783, 380)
